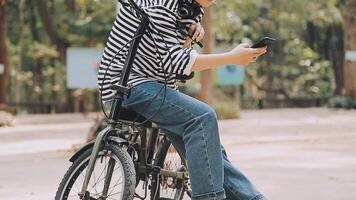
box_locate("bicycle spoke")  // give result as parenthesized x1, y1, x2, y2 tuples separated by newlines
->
(92, 162, 123, 190)
(107, 176, 123, 192)
(170, 186, 174, 197)
(106, 179, 123, 197)
(92, 166, 100, 195)
(80, 170, 96, 192)
(90, 155, 108, 191)
(62, 153, 123, 199)
(105, 191, 123, 197)
(93, 155, 109, 186)
(73, 180, 80, 193)
(155, 142, 189, 200)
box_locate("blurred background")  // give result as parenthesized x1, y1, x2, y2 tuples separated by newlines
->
(0, 0, 356, 200)
(0, 0, 355, 117)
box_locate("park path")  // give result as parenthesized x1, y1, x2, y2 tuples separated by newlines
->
(0, 108, 356, 200)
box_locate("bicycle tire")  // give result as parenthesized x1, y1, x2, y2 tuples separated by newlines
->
(55, 144, 136, 200)
(151, 136, 189, 200)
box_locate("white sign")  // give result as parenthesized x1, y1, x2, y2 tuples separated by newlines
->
(0, 64, 4, 74)
(67, 48, 103, 89)
(346, 51, 356, 62)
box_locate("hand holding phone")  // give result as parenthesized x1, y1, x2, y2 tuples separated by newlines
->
(251, 37, 276, 48)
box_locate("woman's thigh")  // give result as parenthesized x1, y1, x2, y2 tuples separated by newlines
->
(122, 81, 217, 135)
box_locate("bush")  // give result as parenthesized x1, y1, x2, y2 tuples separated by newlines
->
(211, 86, 241, 119)
(328, 95, 356, 109)
(179, 84, 241, 119)
(0, 111, 14, 127)
(211, 100, 240, 120)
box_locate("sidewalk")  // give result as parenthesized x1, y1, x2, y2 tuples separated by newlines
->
(0, 108, 355, 200)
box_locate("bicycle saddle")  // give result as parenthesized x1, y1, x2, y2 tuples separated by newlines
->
(119, 107, 152, 127)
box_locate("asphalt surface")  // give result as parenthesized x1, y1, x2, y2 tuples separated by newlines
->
(0, 108, 355, 200)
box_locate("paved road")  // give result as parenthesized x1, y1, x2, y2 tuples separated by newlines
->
(0, 108, 355, 200)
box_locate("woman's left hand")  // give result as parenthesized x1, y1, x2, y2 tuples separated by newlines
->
(189, 22, 205, 42)
(184, 22, 205, 48)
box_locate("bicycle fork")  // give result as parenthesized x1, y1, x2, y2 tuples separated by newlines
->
(79, 125, 112, 199)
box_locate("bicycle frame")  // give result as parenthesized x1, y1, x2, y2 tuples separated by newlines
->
(78, 1, 188, 199)
(79, 1, 150, 198)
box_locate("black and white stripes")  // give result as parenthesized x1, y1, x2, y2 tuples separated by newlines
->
(97, 0, 204, 102)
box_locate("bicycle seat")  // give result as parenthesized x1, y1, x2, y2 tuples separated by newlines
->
(119, 107, 152, 127)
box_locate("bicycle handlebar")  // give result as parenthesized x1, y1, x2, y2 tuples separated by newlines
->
(118, 0, 203, 48)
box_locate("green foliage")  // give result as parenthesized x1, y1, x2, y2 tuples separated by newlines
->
(213, 0, 343, 100)
(50, 0, 116, 46)
(212, 100, 240, 119)
(328, 95, 356, 109)
(4, 0, 346, 113)
(6, 0, 117, 113)
(211, 86, 241, 119)
(27, 42, 59, 60)
(275, 38, 335, 96)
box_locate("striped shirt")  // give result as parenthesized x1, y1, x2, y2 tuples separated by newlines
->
(97, 0, 204, 102)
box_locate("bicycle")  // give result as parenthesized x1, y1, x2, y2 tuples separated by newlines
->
(55, 0, 192, 199)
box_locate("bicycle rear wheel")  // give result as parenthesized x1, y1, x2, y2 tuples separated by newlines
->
(151, 136, 191, 200)
(55, 144, 136, 200)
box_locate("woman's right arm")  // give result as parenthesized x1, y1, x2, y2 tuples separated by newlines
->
(191, 43, 267, 72)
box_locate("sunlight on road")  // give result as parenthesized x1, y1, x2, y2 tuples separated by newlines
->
(0, 139, 83, 156)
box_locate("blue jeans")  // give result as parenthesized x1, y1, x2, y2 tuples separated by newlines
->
(104, 81, 266, 200)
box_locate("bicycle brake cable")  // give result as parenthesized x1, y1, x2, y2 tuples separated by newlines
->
(129, 29, 170, 126)
(129, 16, 199, 127)
(129, 11, 180, 126)
(100, 33, 145, 121)
(103, 3, 194, 128)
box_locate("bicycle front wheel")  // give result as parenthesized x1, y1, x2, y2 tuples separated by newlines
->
(55, 144, 136, 200)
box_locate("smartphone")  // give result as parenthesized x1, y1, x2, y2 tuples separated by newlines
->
(251, 37, 276, 48)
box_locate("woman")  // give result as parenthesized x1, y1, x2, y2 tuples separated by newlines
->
(98, 0, 267, 199)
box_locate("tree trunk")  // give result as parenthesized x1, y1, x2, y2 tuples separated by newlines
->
(0, 0, 9, 110)
(51, 58, 58, 113)
(65, 0, 79, 13)
(35, 0, 73, 112)
(331, 25, 345, 95)
(35, 60, 45, 113)
(344, 0, 356, 99)
(199, 7, 214, 103)
(29, 0, 45, 113)
(36, 0, 69, 64)
(12, 0, 26, 113)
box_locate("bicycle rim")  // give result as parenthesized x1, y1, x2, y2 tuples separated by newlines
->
(57, 146, 130, 200)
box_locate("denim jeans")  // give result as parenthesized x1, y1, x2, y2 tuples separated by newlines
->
(104, 81, 266, 200)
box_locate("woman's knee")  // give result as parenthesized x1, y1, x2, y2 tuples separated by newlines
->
(184, 105, 217, 131)
(201, 104, 218, 122)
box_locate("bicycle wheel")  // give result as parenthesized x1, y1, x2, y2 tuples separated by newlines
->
(55, 144, 136, 200)
(151, 136, 191, 200)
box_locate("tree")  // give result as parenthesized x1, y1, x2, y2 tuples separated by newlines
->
(344, 0, 356, 99)
(213, 0, 341, 103)
(36, 0, 69, 64)
(0, 0, 9, 109)
(11, 0, 26, 113)
(199, 6, 214, 103)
